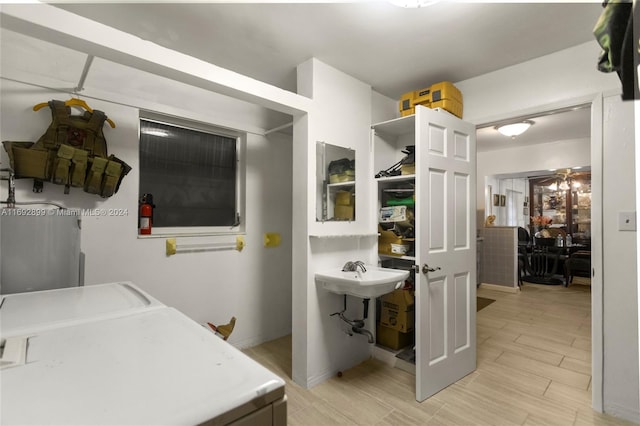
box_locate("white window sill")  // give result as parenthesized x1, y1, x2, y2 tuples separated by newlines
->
(137, 231, 245, 239)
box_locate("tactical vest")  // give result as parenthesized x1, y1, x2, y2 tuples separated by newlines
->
(3, 100, 130, 197)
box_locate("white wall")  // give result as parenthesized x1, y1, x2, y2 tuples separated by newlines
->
(457, 41, 638, 421)
(458, 42, 619, 125)
(0, 79, 293, 349)
(292, 58, 376, 388)
(602, 94, 639, 420)
(371, 90, 399, 124)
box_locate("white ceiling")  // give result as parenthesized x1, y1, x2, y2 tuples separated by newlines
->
(5, 2, 604, 150)
(57, 2, 603, 99)
(55, 1, 603, 151)
(476, 105, 591, 152)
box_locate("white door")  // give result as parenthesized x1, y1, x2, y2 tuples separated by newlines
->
(415, 105, 476, 402)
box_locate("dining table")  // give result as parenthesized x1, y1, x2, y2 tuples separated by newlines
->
(521, 238, 589, 286)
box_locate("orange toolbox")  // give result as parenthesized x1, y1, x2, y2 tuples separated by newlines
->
(399, 81, 463, 118)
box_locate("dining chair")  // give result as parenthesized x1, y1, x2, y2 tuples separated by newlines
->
(565, 250, 591, 285)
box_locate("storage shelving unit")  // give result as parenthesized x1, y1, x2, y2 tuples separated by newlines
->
(372, 115, 417, 367)
(377, 175, 416, 261)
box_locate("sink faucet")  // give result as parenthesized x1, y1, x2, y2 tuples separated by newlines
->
(354, 261, 366, 272)
(342, 261, 366, 272)
(342, 261, 355, 271)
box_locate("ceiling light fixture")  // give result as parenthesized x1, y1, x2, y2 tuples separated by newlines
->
(559, 180, 570, 191)
(495, 120, 534, 138)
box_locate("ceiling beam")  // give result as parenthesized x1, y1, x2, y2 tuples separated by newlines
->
(0, 4, 311, 117)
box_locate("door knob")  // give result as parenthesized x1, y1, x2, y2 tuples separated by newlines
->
(422, 264, 441, 274)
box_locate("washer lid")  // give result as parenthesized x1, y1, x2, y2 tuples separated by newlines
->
(0, 282, 164, 337)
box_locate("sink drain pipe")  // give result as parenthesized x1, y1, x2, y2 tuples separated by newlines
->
(330, 295, 374, 343)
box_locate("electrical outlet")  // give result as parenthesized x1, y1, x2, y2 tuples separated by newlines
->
(618, 211, 636, 231)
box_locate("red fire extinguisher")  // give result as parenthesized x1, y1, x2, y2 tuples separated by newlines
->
(139, 193, 155, 235)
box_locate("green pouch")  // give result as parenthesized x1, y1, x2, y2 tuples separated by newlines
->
(100, 160, 123, 198)
(70, 149, 88, 187)
(52, 144, 75, 185)
(84, 157, 108, 194)
(108, 155, 132, 194)
(3, 141, 32, 168)
(11, 145, 51, 179)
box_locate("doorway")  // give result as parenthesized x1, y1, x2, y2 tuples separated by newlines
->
(476, 101, 599, 409)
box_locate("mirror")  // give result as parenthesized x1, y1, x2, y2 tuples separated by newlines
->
(316, 142, 355, 222)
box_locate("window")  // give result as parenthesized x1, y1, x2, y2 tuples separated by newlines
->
(139, 116, 243, 235)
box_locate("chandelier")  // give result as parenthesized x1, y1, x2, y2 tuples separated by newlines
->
(547, 168, 583, 193)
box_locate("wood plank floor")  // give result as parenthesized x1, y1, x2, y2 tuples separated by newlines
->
(243, 282, 636, 425)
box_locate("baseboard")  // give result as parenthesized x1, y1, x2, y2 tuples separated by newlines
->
(306, 369, 341, 389)
(603, 402, 640, 424)
(306, 352, 371, 389)
(372, 345, 416, 375)
(223, 327, 292, 350)
(479, 283, 520, 293)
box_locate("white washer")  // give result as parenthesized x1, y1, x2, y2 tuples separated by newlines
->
(1, 307, 286, 425)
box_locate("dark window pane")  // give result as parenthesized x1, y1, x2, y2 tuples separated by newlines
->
(139, 119, 237, 227)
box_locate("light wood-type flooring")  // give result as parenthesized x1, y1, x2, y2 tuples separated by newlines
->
(243, 282, 636, 425)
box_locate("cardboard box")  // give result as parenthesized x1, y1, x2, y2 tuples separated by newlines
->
(380, 289, 415, 332)
(380, 306, 414, 332)
(335, 190, 354, 206)
(381, 288, 414, 311)
(378, 225, 406, 256)
(376, 324, 413, 350)
(334, 205, 354, 220)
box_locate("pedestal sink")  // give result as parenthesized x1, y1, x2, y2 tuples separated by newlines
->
(315, 266, 409, 298)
